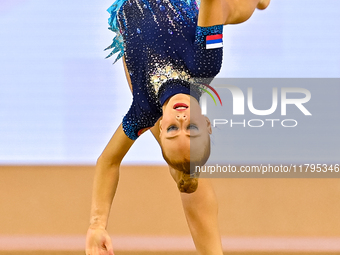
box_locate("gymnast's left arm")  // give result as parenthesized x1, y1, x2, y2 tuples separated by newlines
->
(86, 124, 135, 255)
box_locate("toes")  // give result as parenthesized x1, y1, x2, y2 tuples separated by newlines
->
(257, 0, 270, 10)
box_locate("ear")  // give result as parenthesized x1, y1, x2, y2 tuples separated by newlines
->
(159, 119, 163, 136)
(205, 116, 212, 134)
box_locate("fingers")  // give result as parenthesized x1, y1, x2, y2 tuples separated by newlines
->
(86, 246, 114, 255)
(104, 235, 114, 255)
(86, 228, 114, 255)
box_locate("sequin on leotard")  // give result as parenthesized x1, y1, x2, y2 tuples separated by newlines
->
(107, 0, 223, 140)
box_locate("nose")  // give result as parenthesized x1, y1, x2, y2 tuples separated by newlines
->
(176, 114, 187, 121)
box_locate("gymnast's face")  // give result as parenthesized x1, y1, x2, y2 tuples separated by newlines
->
(159, 94, 212, 163)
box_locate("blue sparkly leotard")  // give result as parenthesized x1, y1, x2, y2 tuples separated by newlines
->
(106, 0, 223, 140)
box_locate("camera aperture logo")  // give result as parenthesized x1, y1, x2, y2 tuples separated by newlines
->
(201, 84, 312, 128)
(198, 83, 223, 106)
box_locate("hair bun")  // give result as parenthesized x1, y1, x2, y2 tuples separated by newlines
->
(177, 174, 198, 193)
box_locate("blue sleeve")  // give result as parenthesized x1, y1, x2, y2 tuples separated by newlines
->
(122, 98, 162, 140)
(188, 25, 223, 78)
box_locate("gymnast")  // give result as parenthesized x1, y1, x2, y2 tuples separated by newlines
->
(86, 0, 270, 254)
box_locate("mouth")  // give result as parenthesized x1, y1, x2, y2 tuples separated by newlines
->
(173, 103, 188, 111)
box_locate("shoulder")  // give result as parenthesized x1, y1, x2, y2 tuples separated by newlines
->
(122, 97, 162, 140)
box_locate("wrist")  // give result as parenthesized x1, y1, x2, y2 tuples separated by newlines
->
(89, 216, 107, 229)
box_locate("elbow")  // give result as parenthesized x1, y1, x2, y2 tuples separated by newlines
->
(96, 154, 121, 169)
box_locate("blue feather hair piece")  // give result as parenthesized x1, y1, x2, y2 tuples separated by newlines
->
(105, 0, 127, 63)
(105, 0, 198, 64)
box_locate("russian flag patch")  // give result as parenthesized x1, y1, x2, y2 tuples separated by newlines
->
(206, 34, 223, 49)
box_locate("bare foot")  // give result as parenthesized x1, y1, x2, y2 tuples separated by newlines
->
(257, 0, 270, 10)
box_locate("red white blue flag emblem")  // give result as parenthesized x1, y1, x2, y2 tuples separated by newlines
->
(206, 34, 223, 49)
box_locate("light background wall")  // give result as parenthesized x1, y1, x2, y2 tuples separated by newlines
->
(1, 165, 340, 238)
(1, 0, 339, 165)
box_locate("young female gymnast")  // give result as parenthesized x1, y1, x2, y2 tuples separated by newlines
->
(86, 0, 269, 254)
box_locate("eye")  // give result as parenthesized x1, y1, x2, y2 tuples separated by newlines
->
(167, 125, 178, 132)
(187, 124, 198, 130)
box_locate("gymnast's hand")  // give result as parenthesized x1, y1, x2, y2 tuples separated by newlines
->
(86, 227, 114, 255)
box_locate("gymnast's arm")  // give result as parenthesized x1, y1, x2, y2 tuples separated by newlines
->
(90, 125, 134, 226)
(86, 125, 134, 255)
(86, 58, 135, 255)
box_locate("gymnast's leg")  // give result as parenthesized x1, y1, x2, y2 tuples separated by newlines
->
(198, 0, 270, 26)
(148, 124, 222, 254)
(170, 168, 224, 255)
